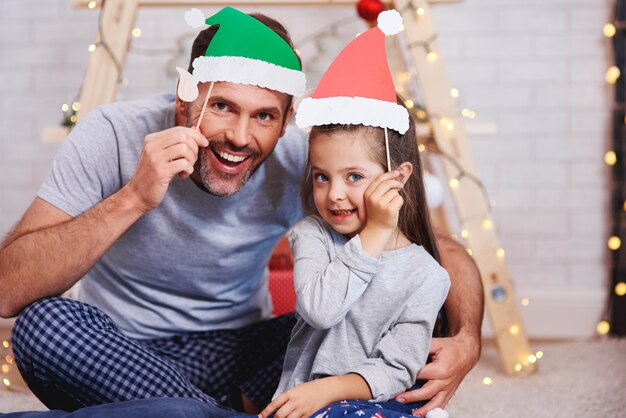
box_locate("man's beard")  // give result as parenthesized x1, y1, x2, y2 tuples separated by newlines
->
(195, 139, 267, 197)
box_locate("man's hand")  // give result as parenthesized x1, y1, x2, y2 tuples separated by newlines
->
(259, 379, 335, 418)
(395, 332, 480, 417)
(126, 126, 208, 213)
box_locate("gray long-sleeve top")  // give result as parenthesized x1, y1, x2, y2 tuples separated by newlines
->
(274, 216, 450, 402)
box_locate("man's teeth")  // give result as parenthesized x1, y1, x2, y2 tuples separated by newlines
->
(217, 150, 246, 163)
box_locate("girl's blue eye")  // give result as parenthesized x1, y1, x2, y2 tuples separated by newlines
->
(313, 173, 328, 182)
(347, 173, 363, 182)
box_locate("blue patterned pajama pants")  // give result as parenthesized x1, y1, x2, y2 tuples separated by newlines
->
(10, 297, 296, 412)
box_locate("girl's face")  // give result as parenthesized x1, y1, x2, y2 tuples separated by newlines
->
(309, 131, 384, 237)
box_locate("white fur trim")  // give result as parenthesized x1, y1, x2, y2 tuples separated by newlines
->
(425, 408, 449, 418)
(185, 8, 206, 29)
(295, 96, 409, 134)
(192, 56, 305, 97)
(377, 10, 403, 36)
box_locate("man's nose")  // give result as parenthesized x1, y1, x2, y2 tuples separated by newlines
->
(225, 117, 252, 148)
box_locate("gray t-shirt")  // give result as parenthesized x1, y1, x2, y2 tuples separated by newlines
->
(38, 93, 307, 339)
(274, 216, 450, 402)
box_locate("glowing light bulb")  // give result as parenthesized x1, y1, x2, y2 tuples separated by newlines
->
(416, 109, 427, 119)
(427, 51, 438, 62)
(61, 103, 69, 112)
(528, 354, 537, 364)
(496, 248, 505, 258)
(1, 341, 8, 349)
(608, 236, 621, 250)
(88, 1, 97, 9)
(70, 115, 78, 123)
(398, 72, 411, 83)
(605, 150, 617, 166)
(1, 365, 8, 374)
(604, 23, 617, 37)
(416, 8, 425, 17)
(449, 178, 460, 189)
(466, 248, 473, 256)
(418, 144, 426, 153)
(461, 230, 469, 239)
(446, 122, 455, 131)
(450, 88, 459, 98)
(405, 99, 415, 109)
(399, 24, 405, 32)
(482, 377, 493, 385)
(536, 351, 544, 359)
(462, 108, 471, 117)
(2, 378, 10, 387)
(521, 298, 530, 306)
(615, 282, 626, 296)
(605, 66, 621, 84)
(597, 320, 610, 335)
(131, 27, 142, 38)
(71, 102, 81, 112)
(509, 325, 520, 335)
(514, 363, 522, 372)
(88, 43, 97, 53)
(482, 219, 493, 230)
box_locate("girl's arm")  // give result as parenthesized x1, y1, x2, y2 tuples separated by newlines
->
(259, 374, 372, 418)
(289, 217, 382, 329)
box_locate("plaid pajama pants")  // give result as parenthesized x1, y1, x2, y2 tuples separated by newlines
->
(11, 297, 295, 412)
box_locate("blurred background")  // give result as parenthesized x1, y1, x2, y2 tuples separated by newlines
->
(0, 0, 623, 416)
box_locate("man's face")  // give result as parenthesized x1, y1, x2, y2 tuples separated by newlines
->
(179, 81, 292, 196)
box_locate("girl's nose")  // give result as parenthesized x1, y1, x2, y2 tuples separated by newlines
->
(329, 184, 346, 201)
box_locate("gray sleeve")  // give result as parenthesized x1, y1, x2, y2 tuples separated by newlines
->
(289, 217, 382, 330)
(352, 267, 450, 402)
(38, 109, 121, 217)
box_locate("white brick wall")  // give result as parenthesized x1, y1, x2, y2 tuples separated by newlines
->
(0, 0, 611, 337)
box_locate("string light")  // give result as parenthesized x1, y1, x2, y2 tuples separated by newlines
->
(450, 88, 459, 98)
(509, 325, 520, 335)
(427, 50, 438, 62)
(416, 7, 425, 17)
(88, 1, 97, 9)
(535, 351, 544, 359)
(496, 248, 505, 258)
(1, 341, 8, 349)
(61, 103, 69, 112)
(1, 365, 8, 374)
(597, 320, 610, 335)
(528, 354, 537, 364)
(466, 248, 473, 256)
(482, 219, 493, 230)
(418, 144, 426, 152)
(71, 102, 81, 112)
(461, 229, 469, 239)
(449, 177, 460, 189)
(608, 236, 621, 250)
(398, 71, 411, 83)
(605, 150, 617, 166)
(521, 298, 530, 306)
(88, 43, 97, 53)
(2, 378, 9, 387)
(482, 377, 493, 385)
(399, 23, 405, 32)
(514, 363, 522, 372)
(405, 99, 415, 109)
(615, 282, 626, 296)
(131, 27, 142, 38)
(604, 23, 617, 37)
(606, 65, 621, 84)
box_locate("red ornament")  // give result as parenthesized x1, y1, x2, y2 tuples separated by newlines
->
(357, 0, 385, 22)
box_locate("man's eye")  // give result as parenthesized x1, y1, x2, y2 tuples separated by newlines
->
(258, 112, 272, 121)
(347, 173, 363, 182)
(214, 102, 227, 111)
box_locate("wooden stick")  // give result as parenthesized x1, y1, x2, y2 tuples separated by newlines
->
(195, 81, 215, 131)
(384, 127, 391, 171)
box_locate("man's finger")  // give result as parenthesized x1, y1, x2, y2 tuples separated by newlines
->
(395, 380, 443, 404)
(415, 359, 450, 381)
(411, 392, 448, 417)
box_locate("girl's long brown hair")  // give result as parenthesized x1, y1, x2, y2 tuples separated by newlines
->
(300, 96, 441, 262)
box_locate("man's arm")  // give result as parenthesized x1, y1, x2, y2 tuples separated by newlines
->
(0, 126, 208, 318)
(396, 231, 483, 416)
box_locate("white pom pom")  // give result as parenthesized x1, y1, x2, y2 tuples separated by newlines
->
(425, 408, 449, 418)
(185, 8, 206, 29)
(377, 9, 403, 36)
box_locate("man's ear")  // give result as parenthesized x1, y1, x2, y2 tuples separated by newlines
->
(397, 162, 413, 185)
(175, 92, 188, 127)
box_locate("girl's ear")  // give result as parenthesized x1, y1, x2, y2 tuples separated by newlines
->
(397, 162, 414, 185)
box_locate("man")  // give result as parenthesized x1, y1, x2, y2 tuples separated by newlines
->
(0, 7, 482, 417)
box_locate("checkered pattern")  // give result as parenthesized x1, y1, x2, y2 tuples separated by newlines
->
(11, 297, 295, 411)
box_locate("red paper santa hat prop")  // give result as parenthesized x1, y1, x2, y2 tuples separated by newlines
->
(296, 9, 408, 134)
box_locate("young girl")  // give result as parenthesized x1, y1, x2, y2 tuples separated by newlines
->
(259, 10, 450, 418)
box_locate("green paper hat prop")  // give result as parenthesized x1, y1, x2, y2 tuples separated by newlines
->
(177, 7, 306, 102)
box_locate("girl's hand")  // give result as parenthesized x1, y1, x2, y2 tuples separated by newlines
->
(363, 170, 405, 233)
(259, 380, 334, 418)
